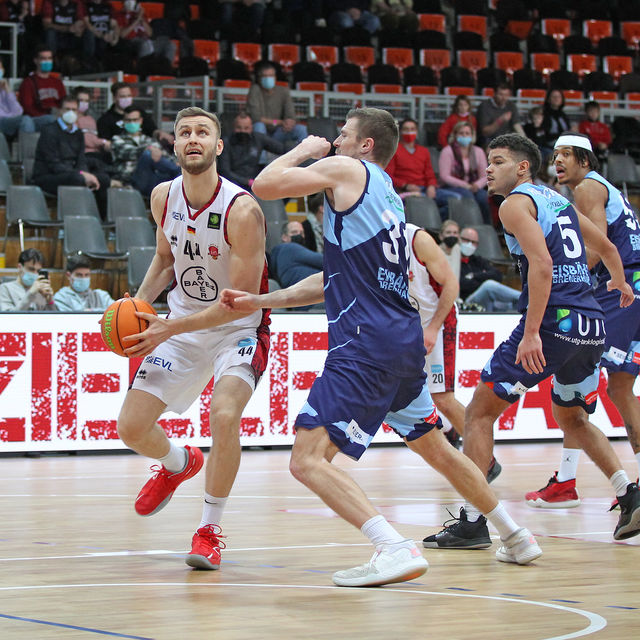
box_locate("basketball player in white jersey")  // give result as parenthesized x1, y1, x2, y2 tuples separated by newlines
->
(117, 107, 271, 571)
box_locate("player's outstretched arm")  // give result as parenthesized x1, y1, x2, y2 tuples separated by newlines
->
(221, 272, 325, 312)
(576, 209, 634, 307)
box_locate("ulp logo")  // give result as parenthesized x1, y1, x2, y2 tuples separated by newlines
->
(557, 308, 572, 332)
(633, 271, 640, 293)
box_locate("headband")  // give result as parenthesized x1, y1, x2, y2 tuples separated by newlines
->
(554, 134, 593, 151)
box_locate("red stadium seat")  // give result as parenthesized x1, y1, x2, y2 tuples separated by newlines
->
(621, 22, 640, 50)
(541, 18, 571, 43)
(140, 2, 164, 20)
(583, 20, 613, 46)
(457, 15, 487, 39)
(505, 20, 534, 41)
(406, 85, 438, 95)
(494, 51, 524, 77)
(371, 84, 402, 94)
(193, 40, 220, 67)
(189, 4, 200, 19)
(296, 81, 327, 91)
(306, 45, 338, 73)
(563, 89, 583, 106)
(333, 82, 365, 94)
(457, 50, 488, 77)
(603, 56, 633, 82)
(624, 92, 640, 109)
(231, 42, 262, 71)
(516, 88, 546, 101)
(223, 79, 251, 88)
(588, 91, 618, 108)
(530, 53, 560, 79)
(417, 13, 446, 32)
(344, 46, 376, 73)
(419, 49, 451, 72)
(267, 44, 301, 73)
(382, 48, 414, 74)
(566, 54, 597, 77)
(444, 86, 475, 96)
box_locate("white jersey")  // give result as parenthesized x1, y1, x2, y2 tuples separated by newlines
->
(161, 174, 266, 331)
(406, 223, 441, 327)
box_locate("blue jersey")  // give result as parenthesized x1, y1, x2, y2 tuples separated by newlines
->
(506, 182, 602, 316)
(322, 160, 425, 376)
(584, 171, 640, 289)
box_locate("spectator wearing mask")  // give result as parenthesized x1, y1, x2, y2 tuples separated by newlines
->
(41, 0, 86, 56)
(270, 221, 323, 288)
(0, 57, 35, 136)
(18, 45, 66, 130)
(458, 227, 519, 312)
(218, 112, 284, 190)
(247, 61, 308, 146)
(0, 248, 56, 311)
(33, 95, 110, 214)
(438, 219, 461, 280)
(97, 81, 173, 146)
(73, 85, 112, 170)
(578, 100, 612, 164)
(54, 254, 114, 311)
(438, 95, 477, 150)
(110, 105, 179, 196)
(438, 121, 490, 224)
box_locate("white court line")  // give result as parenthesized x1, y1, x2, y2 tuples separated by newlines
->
(0, 582, 607, 640)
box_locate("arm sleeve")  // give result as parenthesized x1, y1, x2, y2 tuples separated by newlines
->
(18, 78, 37, 116)
(0, 283, 16, 310)
(35, 128, 66, 174)
(437, 116, 453, 148)
(293, 244, 324, 268)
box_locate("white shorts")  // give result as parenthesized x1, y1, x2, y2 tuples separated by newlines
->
(424, 305, 457, 394)
(131, 325, 269, 414)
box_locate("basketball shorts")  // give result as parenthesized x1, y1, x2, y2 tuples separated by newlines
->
(424, 305, 457, 394)
(597, 271, 640, 376)
(295, 357, 442, 460)
(131, 325, 270, 414)
(481, 307, 605, 413)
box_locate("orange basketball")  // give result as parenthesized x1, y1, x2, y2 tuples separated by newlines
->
(100, 297, 158, 357)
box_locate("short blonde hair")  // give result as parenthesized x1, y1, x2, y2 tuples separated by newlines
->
(174, 107, 221, 136)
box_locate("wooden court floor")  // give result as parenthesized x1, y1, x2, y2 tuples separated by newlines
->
(1, 441, 638, 639)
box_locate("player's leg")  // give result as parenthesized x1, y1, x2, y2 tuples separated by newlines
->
(608, 371, 640, 460)
(431, 391, 465, 434)
(117, 388, 169, 458)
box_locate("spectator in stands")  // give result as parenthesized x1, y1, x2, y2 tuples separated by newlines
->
(386, 117, 457, 218)
(83, 0, 120, 62)
(0, 1, 37, 74)
(247, 62, 308, 146)
(437, 95, 477, 149)
(458, 227, 519, 312)
(302, 192, 324, 253)
(41, 0, 86, 56)
(110, 105, 179, 197)
(33, 95, 110, 213)
(18, 45, 66, 130)
(542, 88, 573, 144)
(438, 219, 461, 280)
(73, 85, 112, 173)
(578, 100, 612, 164)
(371, 1, 418, 32)
(115, 0, 175, 64)
(0, 57, 35, 136)
(54, 254, 114, 311)
(218, 112, 284, 190)
(327, 1, 381, 35)
(0, 248, 56, 311)
(438, 121, 490, 223)
(270, 221, 323, 289)
(523, 105, 552, 161)
(476, 82, 524, 147)
(97, 81, 173, 146)
(219, 0, 267, 35)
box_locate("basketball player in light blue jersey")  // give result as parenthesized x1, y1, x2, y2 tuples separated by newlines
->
(525, 133, 640, 525)
(426, 133, 637, 549)
(221, 108, 542, 587)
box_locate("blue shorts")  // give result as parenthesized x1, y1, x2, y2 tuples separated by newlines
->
(481, 307, 605, 413)
(597, 271, 640, 376)
(295, 357, 441, 460)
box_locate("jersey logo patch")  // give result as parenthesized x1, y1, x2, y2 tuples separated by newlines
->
(208, 244, 219, 260)
(180, 265, 218, 301)
(207, 212, 221, 230)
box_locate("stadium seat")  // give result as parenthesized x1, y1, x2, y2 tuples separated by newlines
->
(57, 186, 101, 221)
(406, 85, 438, 95)
(606, 153, 640, 198)
(267, 44, 301, 74)
(583, 20, 613, 46)
(367, 63, 401, 86)
(0, 132, 10, 162)
(588, 91, 618, 108)
(256, 197, 287, 253)
(417, 13, 446, 32)
(621, 21, 640, 50)
(512, 68, 545, 91)
(404, 65, 438, 88)
(333, 82, 366, 94)
(541, 18, 571, 43)
(64, 216, 126, 261)
(489, 32, 520, 53)
(382, 48, 414, 74)
(0, 159, 12, 196)
(127, 246, 156, 294)
(419, 49, 451, 74)
(494, 51, 524, 77)
(140, 2, 164, 20)
(457, 14, 487, 39)
(215, 58, 251, 84)
(371, 84, 402, 94)
(505, 20, 534, 41)
(107, 187, 148, 225)
(471, 225, 511, 265)
(404, 196, 441, 231)
(549, 70, 581, 91)
(344, 46, 376, 74)
(476, 67, 507, 92)
(193, 40, 220, 67)
(413, 29, 446, 51)
(581, 70, 616, 93)
(115, 217, 156, 254)
(624, 92, 640, 109)
(619, 72, 640, 95)
(516, 88, 547, 101)
(292, 60, 326, 85)
(603, 56, 634, 82)
(440, 66, 475, 89)
(306, 45, 338, 73)
(443, 86, 475, 96)
(562, 89, 584, 107)
(527, 33, 558, 54)
(231, 42, 262, 71)
(597, 36, 632, 57)
(530, 52, 560, 79)
(447, 197, 484, 227)
(566, 54, 598, 77)
(306, 117, 338, 140)
(456, 50, 488, 78)
(563, 35, 594, 55)
(453, 31, 484, 51)
(329, 62, 362, 86)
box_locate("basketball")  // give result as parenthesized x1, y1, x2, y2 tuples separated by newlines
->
(100, 297, 157, 357)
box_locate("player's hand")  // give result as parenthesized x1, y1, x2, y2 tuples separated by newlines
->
(515, 332, 545, 374)
(299, 135, 332, 159)
(607, 279, 635, 308)
(220, 288, 262, 312)
(123, 313, 172, 357)
(423, 326, 438, 355)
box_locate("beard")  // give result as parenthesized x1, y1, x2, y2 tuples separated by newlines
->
(178, 148, 216, 175)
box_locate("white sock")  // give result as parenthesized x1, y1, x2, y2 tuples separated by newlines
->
(361, 515, 406, 547)
(485, 503, 520, 540)
(635, 452, 640, 480)
(556, 448, 581, 482)
(464, 503, 482, 522)
(610, 470, 631, 497)
(199, 493, 228, 529)
(158, 443, 187, 473)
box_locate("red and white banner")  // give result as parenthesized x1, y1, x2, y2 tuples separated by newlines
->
(0, 313, 634, 453)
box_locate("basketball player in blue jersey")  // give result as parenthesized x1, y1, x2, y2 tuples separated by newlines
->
(222, 108, 542, 587)
(427, 133, 637, 548)
(524, 133, 640, 527)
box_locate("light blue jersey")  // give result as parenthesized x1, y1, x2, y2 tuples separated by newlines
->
(322, 159, 425, 376)
(506, 182, 602, 316)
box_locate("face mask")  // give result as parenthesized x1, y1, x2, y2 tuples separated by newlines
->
(290, 234, 304, 245)
(62, 110, 77, 125)
(458, 109, 469, 117)
(460, 241, 477, 257)
(124, 121, 141, 134)
(443, 236, 458, 248)
(117, 96, 133, 110)
(456, 135, 472, 147)
(39, 60, 53, 73)
(71, 277, 90, 293)
(260, 76, 276, 90)
(233, 131, 251, 144)
(78, 100, 89, 113)
(401, 132, 417, 144)
(21, 270, 38, 287)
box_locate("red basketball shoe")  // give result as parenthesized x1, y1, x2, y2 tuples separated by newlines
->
(525, 472, 580, 508)
(135, 445, 204, 516)
(186, 525, 226, 570)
